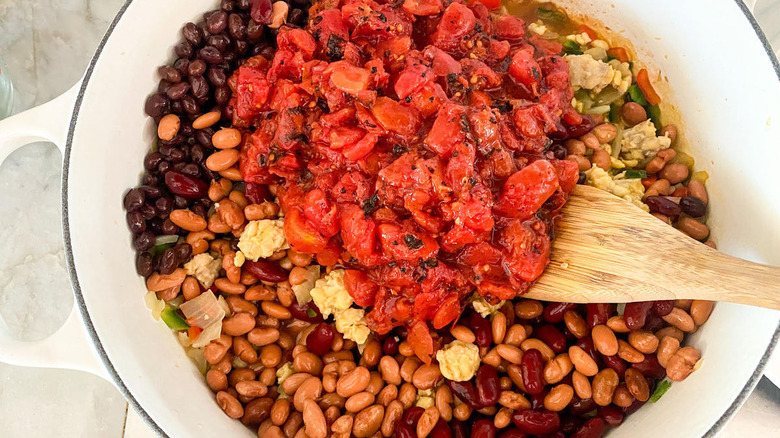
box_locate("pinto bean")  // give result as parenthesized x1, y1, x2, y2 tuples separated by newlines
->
(667, 346, 702, 381)
(690, 300, 715, 325)
(381, 401, 403, 437)
(352, 405, 384, 438)
(662, 308, 696, 332)
(216, 391, 244, 418)
(592, 368, 619, 406)
(301, 399, 327, 438)
(337, 367, 371, 398)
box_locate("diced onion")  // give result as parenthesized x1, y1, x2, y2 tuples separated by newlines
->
(584, 47, 607, 61)
(154, 235, 179, 246)
(292, 265, 321, 304)
(217, 295, 231, 317)
(192, 320, 222, 348)
(144, 292, 166, 321)
(186, 347, 208, 374)
(180, 291, 225, 329)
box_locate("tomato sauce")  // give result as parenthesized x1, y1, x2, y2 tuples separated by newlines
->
(232, 0, 586, 361)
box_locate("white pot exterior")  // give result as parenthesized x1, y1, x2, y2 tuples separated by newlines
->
(54, 0, 780, 437)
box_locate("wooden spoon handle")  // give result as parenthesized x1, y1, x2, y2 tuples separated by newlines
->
(525, 185, 780, 309)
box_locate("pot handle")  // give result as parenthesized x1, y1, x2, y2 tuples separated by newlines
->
(0, 80, 112, 382)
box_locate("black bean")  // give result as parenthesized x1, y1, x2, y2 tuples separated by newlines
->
(644, 196, 682, 216)
(158, 161, 172, 174)
(173, 58, 190, 77)
(158, 143, 175, 157)
(123, 188, 146, 212)
(182, 22, 203, 47)
(192, 204, 208, 220)
(206, 11, 229, 34)
(144, 93, 169, 118)
(577, 172, 587, 185)
(140, 185, 162, 199)
(147, 218, 163, 234)
(215, 85, 231, 106)
(158, 66, 182, 83)
(259, 46, 275, 59)
(548, 144, 566, 160)
(199, 46, 224, 64)
(236, 0, 250, 10)
(188, 59, 207, 77)
(140, 203, 158, 220)
(207, 67, 227, 86)
(181, 163, 201, 177)
(288, 8, 304, 26)
(201, 167, 219, 182)
(136, 252, 153, 277)
(161, 218, 179, 236)
(197, 197, 213, 210)
(170, 100, 184, 115)
(222, 105, 234, 122)
(208, 34, 231, 52)
(127, 211, 146, 233)
(228, 13, 246, 40)
(157, 79, 172, 94)
(190, 75, 210, 99)
(174, 243, 193, 263)
(234, 39, 249, 55)
(142, 173, 159, 186)
(223, 51, 237, 64)
(134, 231, 155, 251)
(174, 196, 189, 209)
(159, 247, 179, 275)
(166, 82, 190, 100)
(221, 0, 236, 12)
(190, 144, 206, 163)
(175, 41, 194, 59)
(155, 197, 174, 216)
(196, 129, 214, 147)
(679, 196, 706, 218)
(169, 148, 187, 163)
(181, 123, 194, 137)
(181, 95, 201, 114)
(229, 239, 240, 252)
(246, 18, 264, 41)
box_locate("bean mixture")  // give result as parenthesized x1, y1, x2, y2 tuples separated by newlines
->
(125, 1, 715, 437)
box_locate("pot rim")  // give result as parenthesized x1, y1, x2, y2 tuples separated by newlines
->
(60, 0, 780, 437)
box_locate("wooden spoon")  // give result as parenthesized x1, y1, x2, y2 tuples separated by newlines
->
(525, 184, 780, 309)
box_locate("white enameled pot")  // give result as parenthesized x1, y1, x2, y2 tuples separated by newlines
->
(0, 0, 779, 436)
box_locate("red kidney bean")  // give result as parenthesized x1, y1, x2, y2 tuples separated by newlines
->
(472, 419, 496, 438)
(470, 313, 493, 348)
(602, 354, 627, 379)
(551, 114, 595, 140)
(245, 183, 271, 204)
(571, 418, 605, 438)
(288, 301, 324, 323)
(534, 325, 567, 353)
(680, 196, 706, 217)
(575, 337, 602, 367)
(306, 323, 335, 356)
(383, 336, 400, 356)
(402, 406, 425, 426)
(511, 409, 560, 435)
(451, 420, 470, 438)
(543, 303, 576, 323)
(632, 356, 666, 380)
(597, 405, 624, 427)
(586, 304, 612, 328)
(476, 365, 501, 406)
(250, 0, 273, 24)
(560, 416, 584, 434)
(446, 380, 482, 410)
(164, 170, 207, 199)
(651, 300, 675, 317)
(430, 419, 453, 438)
(622, 397, 646, 415)
(521, 349, 545, 396)
(396, 423, 416, 438)
(497, 430, 528, 438)
(623, 302, 653, 331)
(643, 313, 666, 332)
(644, 196, 682, 216)
(568, 395, 597, 416)
(243, 260, 287, 282)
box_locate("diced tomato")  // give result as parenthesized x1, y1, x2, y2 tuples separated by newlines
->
(493, 14, 525, 40)
(424, 103, 466, 158)
(407, 83, 448, 118)
(370, 96, 422, 136)
(342, 133, 379, 161)
(508, 49, 542, 93)
(500, 218, 551, 282)
(344, 270, 379, 307)
(495, 160, 560, 219)
(311, 9, 350, 50)
(377, 223, 439, 261)
(578, 24, 598, 40)
(407, 320, 434, 363)
(277, 28, 317, 59)
(284, 207, 329, 253)
(328, 61, 372, 95)
(235, 66, 271, 121)
(551, 159, 580, 193)
(402, 0, 443, 16)
(425, 47, 462, 77)
(431, 3, 477, 53)
(339, 203, 381, 265)
(394, 64, 434, 100)
(315, 238, 343, 266)
(469, 0, 500, 10)
(303, 189, 340, 238)
(187, 326, 203, 341)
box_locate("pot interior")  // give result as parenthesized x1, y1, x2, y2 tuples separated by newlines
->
(63, 0, 780, 436)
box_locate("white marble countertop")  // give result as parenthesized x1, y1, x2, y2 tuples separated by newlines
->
(0, 1, 778, 437)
